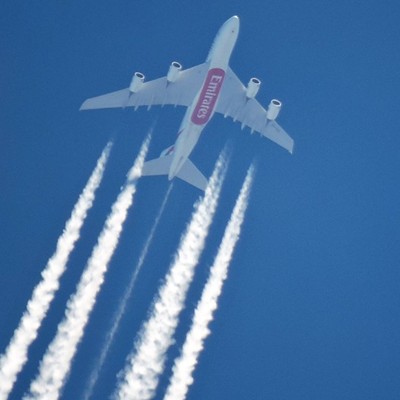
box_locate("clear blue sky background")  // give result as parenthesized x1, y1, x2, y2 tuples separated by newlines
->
(1, 1, 400, 399)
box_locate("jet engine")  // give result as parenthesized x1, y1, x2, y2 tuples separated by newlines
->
(266, 99, 282, 120)
(129, 72, 145, 93)
(167, 61, 182, 83)
(245, 77, 261, 99)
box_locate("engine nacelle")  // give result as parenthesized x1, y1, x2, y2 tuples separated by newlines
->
(266, 99, 282, 120)
(167, 61, 182, 83)
(129, 72, 145, 93)
(246, 77, 261, 99)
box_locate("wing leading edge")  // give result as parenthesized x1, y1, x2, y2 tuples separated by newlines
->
(215, 67, 294, 153)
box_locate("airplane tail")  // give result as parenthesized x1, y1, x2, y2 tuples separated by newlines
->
(142, 147, 208, 191)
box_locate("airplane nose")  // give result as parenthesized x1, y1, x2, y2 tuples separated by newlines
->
(227, 15, 240, 32)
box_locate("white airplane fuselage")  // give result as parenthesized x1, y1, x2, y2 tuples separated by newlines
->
(81, 15, 293, 190)
(168, 16, 240, 180)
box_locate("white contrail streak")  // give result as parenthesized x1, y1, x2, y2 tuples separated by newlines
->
(82, 184, 173, 400)
(114, 154, 227, 400)
(164, 166, 254, 400)
(0, 142, 112, 400)
(25, 135, 151, 400)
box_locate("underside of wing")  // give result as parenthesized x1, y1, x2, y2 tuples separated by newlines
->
(215, 68, 294, 153)
(80, 62, 209, 111)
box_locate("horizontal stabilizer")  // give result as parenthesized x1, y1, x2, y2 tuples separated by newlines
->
(141, 154, 207, 191)
(176, 159, 207, 191)
(142, 154, 173, 176)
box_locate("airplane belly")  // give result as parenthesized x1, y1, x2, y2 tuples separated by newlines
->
(167, 16, 240, 181)
(191, 68, 225, 126)
(169, 124, 203, 179)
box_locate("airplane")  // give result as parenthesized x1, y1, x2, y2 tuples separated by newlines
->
(80, 16, 294, 191)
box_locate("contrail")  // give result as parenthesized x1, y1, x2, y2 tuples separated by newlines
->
(25, 135, 151, 400)
(164, 165, 254, 400)
(114, 154, 227, 400)
(0, 142, 112, 400)
(82, 183, 173, 400)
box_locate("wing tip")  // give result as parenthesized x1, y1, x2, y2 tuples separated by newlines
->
(288, 141, 295, 154)
(79, 98, 94, 111)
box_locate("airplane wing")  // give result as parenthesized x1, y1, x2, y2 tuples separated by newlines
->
(215, 67, 294, 153)
(80, 63, 209, 111)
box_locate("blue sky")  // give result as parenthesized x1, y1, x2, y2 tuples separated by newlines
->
(1, 1, 400, 399)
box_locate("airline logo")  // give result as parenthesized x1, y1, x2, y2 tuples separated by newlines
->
(191, 68, 225, 125)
